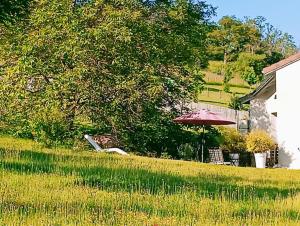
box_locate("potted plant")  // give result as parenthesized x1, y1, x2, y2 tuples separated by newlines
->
(219, 127, 246, 166)
(246, 130, 276, 168)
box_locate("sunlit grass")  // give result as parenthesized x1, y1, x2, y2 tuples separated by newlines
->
(0, 136, 299, 225)
(197, 71, 254, 106)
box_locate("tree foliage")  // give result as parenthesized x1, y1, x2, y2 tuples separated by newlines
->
(234, 52, 265, 86)
(208, 16, 260, 64)
(207, 16, 297, 86)
(0, 0, 214, 153)
(0, 0, 31, 24)
(228, 94, 243, 110)
(251, 16, 297, 57)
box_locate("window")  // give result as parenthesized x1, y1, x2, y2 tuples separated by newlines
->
(271, 112, 277, 117)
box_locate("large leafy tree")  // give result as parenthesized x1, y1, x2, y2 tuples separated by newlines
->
(234, 52, 266, 86)
(0, 0, 214, 152)
(252, 16, 297, 58)
(208, 16, 297, 64)
(208, 16, 259, 64)
(207, 16, 297, 86)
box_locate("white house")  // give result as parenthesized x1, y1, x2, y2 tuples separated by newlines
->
(241, 52, 300, 169)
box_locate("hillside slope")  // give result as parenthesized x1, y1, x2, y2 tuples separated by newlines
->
(196, 71, 253, 107)
(0, 137, 299, 225)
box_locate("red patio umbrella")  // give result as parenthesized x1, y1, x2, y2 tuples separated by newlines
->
(174, 109, 236, 162)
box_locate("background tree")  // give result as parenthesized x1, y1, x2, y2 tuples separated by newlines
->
(222, 64, 233, 92)
(250, 16, 297, 58)
(208, 16, 260, 64)
(207, 16, 297, 87)
(234, 52, 266, 86)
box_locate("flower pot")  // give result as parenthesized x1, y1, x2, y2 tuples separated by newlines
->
(254, 152, 267, 168)
(229, 153, 240, 166)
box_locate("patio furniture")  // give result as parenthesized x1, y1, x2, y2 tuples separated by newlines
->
(266, 149, 279, 168)
(84, 135, 128, 156)
(173, 109, 235, 162)
(229, 153, 240, 166)
(208, 148, 232, 165)
(93, 134, 120, 149)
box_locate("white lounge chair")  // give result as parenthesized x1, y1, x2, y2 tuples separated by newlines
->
(84, 135, 129, 156)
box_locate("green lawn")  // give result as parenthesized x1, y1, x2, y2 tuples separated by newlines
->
(0, 137, 299, 225)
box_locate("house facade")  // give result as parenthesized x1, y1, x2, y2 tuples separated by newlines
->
(241, 52, 300, 169)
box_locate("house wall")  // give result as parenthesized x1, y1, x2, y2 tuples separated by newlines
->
(250, 86, 277, 140)
(276, 60, 300, 169)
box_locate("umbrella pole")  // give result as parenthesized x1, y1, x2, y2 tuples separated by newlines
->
(201, 126, 204, 162)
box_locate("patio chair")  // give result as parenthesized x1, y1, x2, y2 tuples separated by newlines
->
(84, 135, 128, 156)
(93, 134, 120, 149)
(266, 148, 279, 168)
(208, 148, 232, 165)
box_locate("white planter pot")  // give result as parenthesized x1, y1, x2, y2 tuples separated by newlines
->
(254, 153, 267, 168)
(229, 153, 240, 166)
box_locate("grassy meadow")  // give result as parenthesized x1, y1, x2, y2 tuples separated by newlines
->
(0, 137, 300, 225)
(197, 71, 253, 107)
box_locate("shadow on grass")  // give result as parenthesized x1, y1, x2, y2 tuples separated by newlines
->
(73, 166, 299, 201)
(0, 147, 86, 162)
(1, 149, 299, 201)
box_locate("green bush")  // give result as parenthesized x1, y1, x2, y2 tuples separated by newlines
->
(219, 127, 246, 153)
(204, 126, 222, 148)
(178, 143, 195, 160)
(223, 83, 231, 93)
(160, 151, 173, 159)
(228, 94, 243, 110)
(30, 109, 74, 147)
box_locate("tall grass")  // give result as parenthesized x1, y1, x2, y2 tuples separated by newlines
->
(0, 136, 299, 225)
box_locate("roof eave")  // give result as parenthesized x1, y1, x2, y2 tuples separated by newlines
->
(239, 73, 276, 104)
(263, 51, 300, 75)
(240, 52, 300, 104)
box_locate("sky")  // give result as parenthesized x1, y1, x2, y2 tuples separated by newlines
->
(206, 0, 300, 46)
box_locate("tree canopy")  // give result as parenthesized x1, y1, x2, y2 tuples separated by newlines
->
(207, 16, 297, 86)
(0, 0, 214, 154)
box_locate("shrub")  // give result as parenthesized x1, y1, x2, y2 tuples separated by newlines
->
(205, 126, 223, 148)
(177, 143, 195, 160)
(223, 83, 231, 93)
(228, 94, 243, 110)
(160, 151, 173, 159)
(246, 130, 276, 153)
(30, 109, 74, 147)
(219, 127, 246, 153)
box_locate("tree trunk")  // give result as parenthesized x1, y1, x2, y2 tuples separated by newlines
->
(223, 51, 227, 65)
(222, 51, 227, 77)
